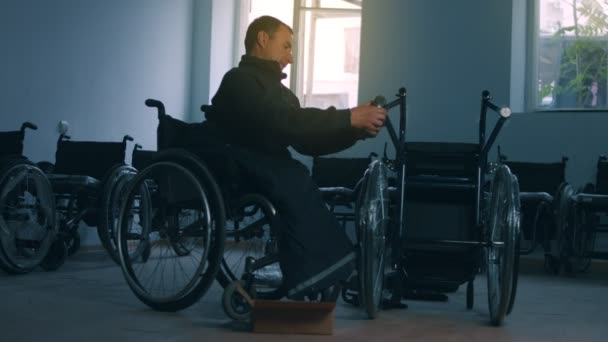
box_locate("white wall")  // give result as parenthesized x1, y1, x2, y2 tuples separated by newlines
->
(349, 0, 606, 188)
(0, 0, 194, 161)
(0, 0, 195, 246)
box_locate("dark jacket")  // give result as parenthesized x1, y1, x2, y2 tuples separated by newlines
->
(206, 55, 360, 157)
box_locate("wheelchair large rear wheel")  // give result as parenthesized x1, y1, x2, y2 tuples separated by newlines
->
(486, 164, 520, 325)
(356, 159, 389, 319)
(117, 150, 225, 312)
(98, 164, 150, 264)
(0, 159, 56, 274)
(567, 202, 594, 274)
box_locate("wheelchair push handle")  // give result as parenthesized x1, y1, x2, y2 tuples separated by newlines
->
(479, 90, 512, 161)
(145, 99, 166, 118)
(21, 122, 38, 132)
(123, 135, 134, 143)
(200, 104, 212, 113)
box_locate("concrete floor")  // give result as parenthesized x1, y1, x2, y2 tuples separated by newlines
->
(1, 249, 607, 342)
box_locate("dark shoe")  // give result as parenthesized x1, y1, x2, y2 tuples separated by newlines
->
(286, 252, 355, 300)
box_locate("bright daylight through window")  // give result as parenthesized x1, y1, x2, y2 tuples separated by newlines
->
(238, 0, 362, 108)
(535, 0, 608, 110)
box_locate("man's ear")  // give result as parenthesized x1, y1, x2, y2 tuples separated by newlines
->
(256, 30, 269, 49)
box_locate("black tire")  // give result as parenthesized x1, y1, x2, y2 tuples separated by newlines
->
(0, 159, 56, 274)
(486, 165, 519, 326)
(117, 150, 225, 312)
(506, 174, 521, 316)
(568, 203, 594, 274)
(222, 280, 254, 321)
(356, 160, 389, 319)
(554, 182, 574, 273)
(39, 236, 68, 271)
(66, 229, 81, 256)
(97, 165, 144, 264)
(466, 281, 474, 310)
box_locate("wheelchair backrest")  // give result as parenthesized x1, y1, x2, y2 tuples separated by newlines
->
(312, 156, 371, 189)
(597, 156, 608, 195)
(54, 137, 127, 180)
(0, 130, 24, 158)
(157, 114, 206, 150)
(504, 159, 566, 194)
(132, 148, 158, 171)
(405, 142, 479, 180)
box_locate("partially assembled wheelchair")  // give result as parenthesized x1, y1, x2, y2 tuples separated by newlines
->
(344, 89, 521, 325)
(0, 123, 56, 274)
(39, 132, 137, 269)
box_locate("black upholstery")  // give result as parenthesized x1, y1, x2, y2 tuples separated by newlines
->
(156, 115, 242, 201)
(132, 149, 157, 171)
(406, 142, 479, 180)
(0, 130, 24, 158)
(54, 138, 126, 180)
(596, 157, 608, 195)
(312, 156, 370, 189)
(504, 160, 566, 194)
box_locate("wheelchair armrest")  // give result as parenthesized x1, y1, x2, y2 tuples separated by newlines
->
(47, 174, 100, 193)
(572, 193, 608, 209)
(319, 187, 354, 197)
(519, 191, 553, 203)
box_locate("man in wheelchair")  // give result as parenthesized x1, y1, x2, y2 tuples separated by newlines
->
(205, 15, 387, 300)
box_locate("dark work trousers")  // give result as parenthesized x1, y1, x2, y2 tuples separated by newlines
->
(231, 147, 355, 297)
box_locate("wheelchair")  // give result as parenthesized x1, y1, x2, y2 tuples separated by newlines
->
(346, 88, 521, 325)
(500, 155, 567, 262)
(39, 132, 136, 269)
(0, 122, 56, 274)
(552, 156, 608, 274)
(114, 100, 383, 318)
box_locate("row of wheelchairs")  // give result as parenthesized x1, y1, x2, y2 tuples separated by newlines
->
(1, 87, 521, 327)
(0, 121, 159, 273)
(493, 149, 608, 276)
(94, 88, 519, 326)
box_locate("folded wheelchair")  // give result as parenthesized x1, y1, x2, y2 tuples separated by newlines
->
(0, 122, 56, 274)
(552, 156, 608, 274)
(345, 89, 521, 325)
(501, 155, 567, 264)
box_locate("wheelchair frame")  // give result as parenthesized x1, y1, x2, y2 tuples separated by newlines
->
(367, 88, 520, 325)
(40, 133, 135, 269)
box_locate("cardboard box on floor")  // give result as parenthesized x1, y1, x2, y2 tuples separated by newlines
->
(251, 299, 336, 335)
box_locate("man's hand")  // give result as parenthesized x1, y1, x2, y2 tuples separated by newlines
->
(350, 102, 387, 137)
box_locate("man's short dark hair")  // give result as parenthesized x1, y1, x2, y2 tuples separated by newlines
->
(244, 16, 293, 54)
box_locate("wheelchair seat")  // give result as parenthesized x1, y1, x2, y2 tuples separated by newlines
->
(46, 174, 100, 193)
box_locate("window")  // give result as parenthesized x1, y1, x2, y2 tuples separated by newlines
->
(235, 0, 362, 108)
(532, 0, 608, 110)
